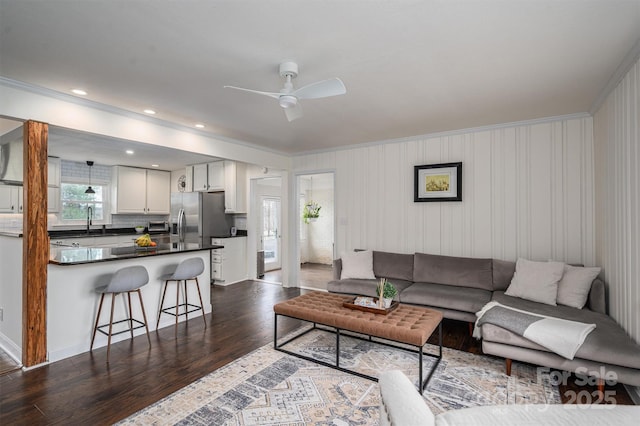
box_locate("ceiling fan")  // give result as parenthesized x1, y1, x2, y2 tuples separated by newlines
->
(224, 62, 346, 122)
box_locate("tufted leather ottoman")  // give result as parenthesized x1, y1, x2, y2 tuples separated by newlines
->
(274, 291, 443, 390)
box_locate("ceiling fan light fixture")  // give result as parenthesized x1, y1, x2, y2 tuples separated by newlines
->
(279, 95, 297, 109)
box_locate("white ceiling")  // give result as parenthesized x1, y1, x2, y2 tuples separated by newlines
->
(47, 126, 219, 171)
(1, 0, 639, 156)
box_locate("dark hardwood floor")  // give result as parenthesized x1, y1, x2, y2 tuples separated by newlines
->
(0, 281, 633, 425)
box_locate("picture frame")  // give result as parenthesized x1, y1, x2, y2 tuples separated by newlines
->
(414, 162, 462, 202)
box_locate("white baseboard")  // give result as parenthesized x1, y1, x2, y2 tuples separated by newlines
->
(298, 285, 328, 292)
(48, 307, 212, 363)
(0, 331, 22, 367)
(625, 384, 640, 405)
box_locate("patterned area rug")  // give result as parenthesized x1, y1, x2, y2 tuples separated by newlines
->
(118, 327, 560, 425)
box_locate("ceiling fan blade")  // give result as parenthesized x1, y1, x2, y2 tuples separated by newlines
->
(284, 103, 303, 122)
(223, 86, 281, 99)
(293, 78, 346, 100)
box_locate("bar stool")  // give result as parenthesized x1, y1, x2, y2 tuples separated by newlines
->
(90, 265, 151, 362)
(156, 257, 207, 335)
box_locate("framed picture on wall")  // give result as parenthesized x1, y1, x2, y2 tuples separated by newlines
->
(414, 162, 462, 202)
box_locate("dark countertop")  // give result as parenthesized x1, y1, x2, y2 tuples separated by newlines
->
(48, 227, 167, 238)
(50, 242, 223, 266)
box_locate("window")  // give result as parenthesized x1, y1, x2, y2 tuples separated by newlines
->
(60, 183, 107, 222)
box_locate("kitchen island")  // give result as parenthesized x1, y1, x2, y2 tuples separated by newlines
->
(47, 241, 221, 362)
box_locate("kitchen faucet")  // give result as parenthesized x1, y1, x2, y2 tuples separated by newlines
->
(87, 206, 93, 233)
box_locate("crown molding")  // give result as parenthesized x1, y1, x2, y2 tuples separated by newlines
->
(294, 112, 592, 157)
(590, 37, 640, 115)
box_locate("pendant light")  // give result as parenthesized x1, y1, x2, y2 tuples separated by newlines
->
(85, 160, 95, 194)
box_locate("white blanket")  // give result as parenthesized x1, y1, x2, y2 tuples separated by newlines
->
(474, 301, 596, 360)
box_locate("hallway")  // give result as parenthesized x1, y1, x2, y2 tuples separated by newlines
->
(261, 262, 333, 290)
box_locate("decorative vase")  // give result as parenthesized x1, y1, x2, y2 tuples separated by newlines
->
(384, 298, 392, 308)
(308, 217, 317, 223)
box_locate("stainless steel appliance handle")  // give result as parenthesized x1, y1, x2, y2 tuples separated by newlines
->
(178, 208, 185, 242)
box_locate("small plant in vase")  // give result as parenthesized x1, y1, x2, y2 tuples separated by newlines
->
(302, 201, 321, 224)
(377, 278, 398, 308)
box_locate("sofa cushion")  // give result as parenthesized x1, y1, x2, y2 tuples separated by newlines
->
(373, 251, 414, 282)
(401, 282, 492, 314)
(556, 264, 601, 309)
(340, 250, 376, 279)
(327, 278, 413, 298)
(492, 259, 516, 291)
(490, 292, 640, 369)
(504, 258, 564, 305)
(413, 253, 493, 291)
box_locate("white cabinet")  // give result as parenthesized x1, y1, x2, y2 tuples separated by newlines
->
(211, 236, 247, 285)
(192, 161, 224, 192)
(192, 163, 208, 191)
(112, 166, 170, 214)
(207, 161, 224, 191)
(223, 161, 246, 213)
(145, 169, 171, 214)
(0, 186, 22, 213)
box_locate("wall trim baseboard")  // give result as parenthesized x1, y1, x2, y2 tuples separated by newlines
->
(625, 384, 640, 405)
(0, 331, 22, 367)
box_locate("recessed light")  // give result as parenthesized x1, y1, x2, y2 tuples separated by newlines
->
(126, 150, 134, 155)
(195, 123, 205, 129)
(151, 164, 159, 168)
(71, 89, 87, 96)
(143, 109, 156, 115)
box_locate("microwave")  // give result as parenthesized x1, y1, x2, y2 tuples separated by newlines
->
(147, 221, 169, 233)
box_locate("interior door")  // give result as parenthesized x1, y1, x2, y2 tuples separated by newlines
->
(261, 196, 281, 271)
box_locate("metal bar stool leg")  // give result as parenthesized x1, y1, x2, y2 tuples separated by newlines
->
(127, 291, 134, 340)
(194, 277, 207, 328)
(107, 293, 116, 363)
(175, 280, 180, 337)
(183, 279, 189, 321)
(156, 280, 169, 329)
(137, 289, 151, 347)
(91, 293, 106, 350)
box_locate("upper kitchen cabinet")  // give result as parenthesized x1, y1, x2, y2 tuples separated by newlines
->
(224, 161, 246, 213)
(145, 169, 171, 213)
(192, 161, 224, 192)
(208, 161, 224, 191)
(111, 166, 170, 214)
(192, 163, 208, 191)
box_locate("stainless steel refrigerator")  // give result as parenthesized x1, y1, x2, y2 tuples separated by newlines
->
(170, 192, 233, 245)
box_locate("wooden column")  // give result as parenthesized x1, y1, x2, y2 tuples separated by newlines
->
(22, 120, 49, 367)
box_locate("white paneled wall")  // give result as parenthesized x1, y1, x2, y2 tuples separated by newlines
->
(594, 56, 640, 343)
(294, 116, 595, 267)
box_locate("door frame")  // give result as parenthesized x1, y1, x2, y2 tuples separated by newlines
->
(260, 195, 282, 271)
(290, 170, 336, 288)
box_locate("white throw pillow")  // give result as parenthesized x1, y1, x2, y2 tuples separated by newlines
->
(340, 250, 376, 280)
(556, 265, 601, 309)
(505, 258, 565, 305)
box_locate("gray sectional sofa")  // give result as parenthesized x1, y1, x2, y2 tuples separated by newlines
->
(328, 251, 640, 387)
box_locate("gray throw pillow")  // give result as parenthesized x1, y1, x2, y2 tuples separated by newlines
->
(340, 250, 376, 280)
(505, 258, 565, 305)
(556, 264, 601, 309)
